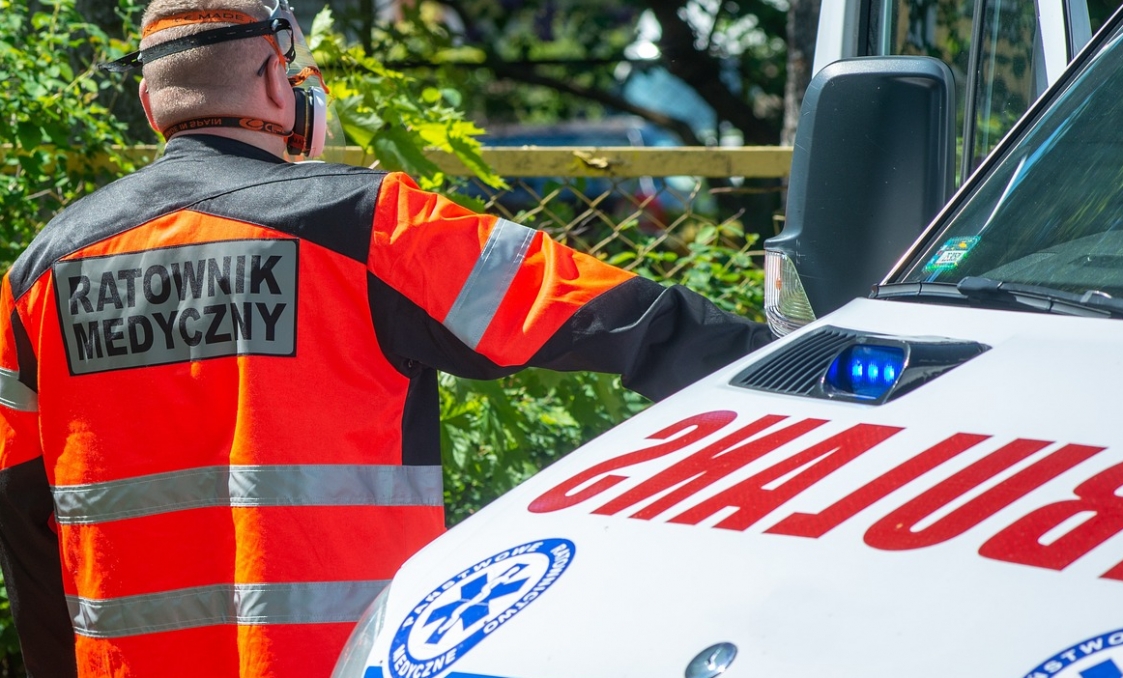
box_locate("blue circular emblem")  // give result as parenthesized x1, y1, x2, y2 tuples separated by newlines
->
(1025, 628, 1123, 678)
(387, 538, 576, 678)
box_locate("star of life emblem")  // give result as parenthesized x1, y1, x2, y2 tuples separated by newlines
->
(388, 538, 575, 678)
(1025, 629, 1123, 678)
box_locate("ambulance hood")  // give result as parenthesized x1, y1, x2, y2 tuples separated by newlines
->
(360, 298, 1123, 678)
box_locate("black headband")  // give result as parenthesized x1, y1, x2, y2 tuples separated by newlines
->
(99, 18, 294, 73)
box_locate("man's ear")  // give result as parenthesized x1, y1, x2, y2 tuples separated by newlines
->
(263, 55, 292, 114)
(138, 79, 160, 134)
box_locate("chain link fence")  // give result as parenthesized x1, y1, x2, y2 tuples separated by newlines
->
(428, 147, 793, 296)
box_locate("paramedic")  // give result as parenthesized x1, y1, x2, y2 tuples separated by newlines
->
(0, 1, 772, 676)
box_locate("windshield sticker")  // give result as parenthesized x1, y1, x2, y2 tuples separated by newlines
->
(1024, 629, 1123, 677)
(924, 236, 980, 274)
(388, 539, 575, 678)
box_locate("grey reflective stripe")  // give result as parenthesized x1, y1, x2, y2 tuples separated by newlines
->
(67, 579, 389, 638)
(444, 218, 536, 350)
(53, 464, 442, 525)
(0, 368, 37, 413)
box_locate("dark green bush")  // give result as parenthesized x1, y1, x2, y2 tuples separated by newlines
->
(0, 0, 141, 268)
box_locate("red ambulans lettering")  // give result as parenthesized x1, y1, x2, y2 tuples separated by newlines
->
(667, 422, 901, 531)
(864, 441, 1102, 550)
(766, 432, 992, 538)
(527, 411, 737, 513)
(980, 461, 1123, 578)
(591, 415, 827, 519)
(528, 411, 1120, 580)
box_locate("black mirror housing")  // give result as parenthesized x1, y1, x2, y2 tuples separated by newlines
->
(768, 56, 956, 317)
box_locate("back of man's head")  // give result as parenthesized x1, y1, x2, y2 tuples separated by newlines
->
(140, 0, 275, 130)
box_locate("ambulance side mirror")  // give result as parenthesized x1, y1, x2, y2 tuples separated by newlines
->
(767, 56, 956, 319)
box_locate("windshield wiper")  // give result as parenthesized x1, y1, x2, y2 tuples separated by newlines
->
(874, 277, 1123, 318)
(957, 276, 1123, 318)
(872, 281, 965, 302)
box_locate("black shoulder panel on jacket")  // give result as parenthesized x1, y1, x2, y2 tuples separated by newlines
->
(9, 136, 385, 300)
(10, 312, 36, 392)
(367, 273, 504, 468)
(367, 272, 518, 381)
(0, 457, 77, 678)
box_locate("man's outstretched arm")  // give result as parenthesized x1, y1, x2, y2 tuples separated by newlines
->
(367, 173, 772, 399)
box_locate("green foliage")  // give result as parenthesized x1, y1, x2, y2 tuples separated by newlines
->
(310, 7, 503, 193)
(0, 0, 141, 269)
(408, 0, 640, 125)
(1089, 0, 1123, 30)
(626, 221, 765, 320)
(352, 0, 788, 142)
(441, 369, 648, 524)
(0, 582, 22, 677)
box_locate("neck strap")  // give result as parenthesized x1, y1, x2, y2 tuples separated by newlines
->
(162, 116, 292, 140)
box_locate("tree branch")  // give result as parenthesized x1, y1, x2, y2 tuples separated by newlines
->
(431, 0, 758, 146)
(486, 60, 705, 146)
(645, 0, 780, 144)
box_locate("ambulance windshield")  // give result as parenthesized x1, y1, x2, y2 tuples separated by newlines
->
(897, 18, 1123, 302)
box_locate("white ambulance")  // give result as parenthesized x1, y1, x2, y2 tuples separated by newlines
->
(333, 3, 1123, 678)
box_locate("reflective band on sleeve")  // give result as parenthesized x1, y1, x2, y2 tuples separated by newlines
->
(0, 368, 37, 413)
(67, 579, 389, 638)
(52, 464, 443, 525)
(443, 218, 536, 350)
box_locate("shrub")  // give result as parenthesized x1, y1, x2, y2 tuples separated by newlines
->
(0, 0, 141, 268)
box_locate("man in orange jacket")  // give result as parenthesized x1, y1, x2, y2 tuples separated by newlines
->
(0, 1, 772, 676)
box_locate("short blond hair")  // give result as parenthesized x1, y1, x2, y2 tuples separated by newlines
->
(140, 0, 276, 127)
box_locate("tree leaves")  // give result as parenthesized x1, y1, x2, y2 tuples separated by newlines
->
(439, 368, 649, 525)
(0, 0, 142, 268)
(312, 7, 503, 190)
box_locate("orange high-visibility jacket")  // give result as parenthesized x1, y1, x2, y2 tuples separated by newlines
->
(0, 135, 770, 678)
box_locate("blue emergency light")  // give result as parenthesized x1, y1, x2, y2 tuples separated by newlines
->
(825, 344, 906, 400)
(733, 326, 989, 405)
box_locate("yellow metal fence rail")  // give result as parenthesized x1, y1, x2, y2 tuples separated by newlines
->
(420, 147, 792, 281)
(92, 145, 793, 177)
(11, 145, 794, 286)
